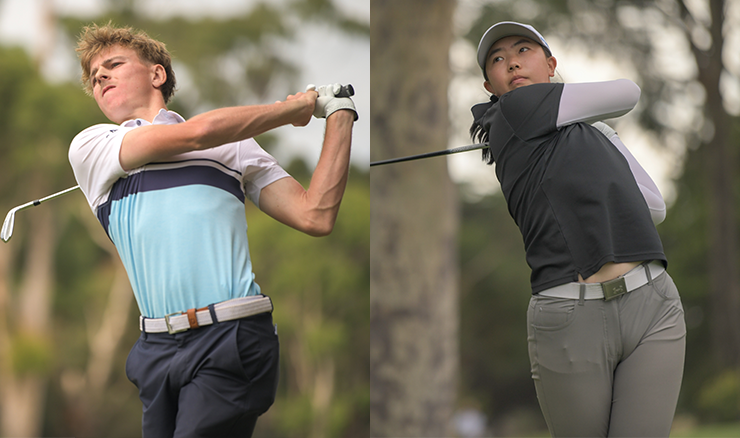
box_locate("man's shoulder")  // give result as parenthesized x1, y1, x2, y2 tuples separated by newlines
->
(70, 123, 128, 155)
(74, 123, 121, 140)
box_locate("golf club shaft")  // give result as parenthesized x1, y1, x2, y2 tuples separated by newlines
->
(370, 143, 489, 167)
(23, 185, 80, 210)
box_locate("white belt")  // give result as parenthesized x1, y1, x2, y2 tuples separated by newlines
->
(140, 295, 273, 334)
(538, 261, 665, 301)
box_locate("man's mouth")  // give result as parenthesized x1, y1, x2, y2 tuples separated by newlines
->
(102, 85, 115, 96)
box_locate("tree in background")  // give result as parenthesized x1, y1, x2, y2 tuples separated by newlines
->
(0, 1, 369, 436)
(370, 0, 459, 436)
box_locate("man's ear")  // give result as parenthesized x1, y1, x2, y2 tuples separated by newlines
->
(483, 80, 496, 95)
(151, 64, 166, 88)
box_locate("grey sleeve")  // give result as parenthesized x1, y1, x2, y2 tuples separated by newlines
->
(556, 80, 641, 128)
(591, 122, 666, 225)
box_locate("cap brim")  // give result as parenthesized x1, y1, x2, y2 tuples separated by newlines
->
(477, 22, 548, 70)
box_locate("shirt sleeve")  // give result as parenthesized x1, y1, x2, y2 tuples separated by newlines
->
(68, 124, 133, 213)
(557, 79, 641, 128)
(237, 138, 291, 208)
(591, 122, 666, 224)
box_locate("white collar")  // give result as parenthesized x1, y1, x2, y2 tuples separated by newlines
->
(121, 108, 186, 127)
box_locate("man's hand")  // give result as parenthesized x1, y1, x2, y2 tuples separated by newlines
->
(308, 83, 358, 121)
(285, 89, 318, 127)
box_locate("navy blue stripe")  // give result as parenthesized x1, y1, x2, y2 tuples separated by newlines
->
(96, 165, 245, 236)
(97, 199, 112, 239)
(153, 158, 242, 176)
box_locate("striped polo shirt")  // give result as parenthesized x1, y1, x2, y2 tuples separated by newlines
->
(69, 109, 290, 318)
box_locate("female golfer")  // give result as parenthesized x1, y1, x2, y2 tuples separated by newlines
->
(470, 22, 686, 437)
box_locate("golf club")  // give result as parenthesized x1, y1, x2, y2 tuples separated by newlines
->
(370, 143, 489, 167)
(1, 185, 80, 243)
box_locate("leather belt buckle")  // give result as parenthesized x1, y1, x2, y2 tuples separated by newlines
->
(602, 276, 628, 301)
(164, 312, 188, 334)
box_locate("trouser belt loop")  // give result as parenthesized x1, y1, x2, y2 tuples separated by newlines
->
(643, 261, 654, 285)
(141, 317, 148, 340)
(578, 283, 586, 306)
(186, 308, 199, 329)
(208, 304, 219, 325)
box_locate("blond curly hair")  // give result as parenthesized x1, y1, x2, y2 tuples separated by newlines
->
(76, 22, 176, 103)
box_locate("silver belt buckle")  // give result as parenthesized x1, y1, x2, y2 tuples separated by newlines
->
(164, 312, 188, 334)
(602, 277, 628, 301)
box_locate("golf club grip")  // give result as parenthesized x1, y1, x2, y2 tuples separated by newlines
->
(336, 84, 354, 98)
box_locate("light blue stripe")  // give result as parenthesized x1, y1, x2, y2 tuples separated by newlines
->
(109, 184, 259, 318)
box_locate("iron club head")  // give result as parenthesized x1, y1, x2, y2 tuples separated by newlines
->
(1, 207, 17, 243)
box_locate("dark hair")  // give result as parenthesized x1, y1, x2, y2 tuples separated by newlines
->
(469, 96, 498, 165)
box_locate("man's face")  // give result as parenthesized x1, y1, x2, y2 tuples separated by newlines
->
(89, 45, 161, 124)
(483, 35, 556, 97)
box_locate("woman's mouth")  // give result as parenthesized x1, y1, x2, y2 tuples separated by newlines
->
(510, 76, 527, 86)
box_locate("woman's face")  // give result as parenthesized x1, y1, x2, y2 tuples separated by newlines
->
(483, 35, 557, 97)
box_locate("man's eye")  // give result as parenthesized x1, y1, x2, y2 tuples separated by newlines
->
(492, 56, 503, 63)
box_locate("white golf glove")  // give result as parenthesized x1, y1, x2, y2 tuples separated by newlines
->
(306, 83, 358, 120)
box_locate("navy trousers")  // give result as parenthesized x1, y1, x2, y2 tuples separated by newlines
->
(126, 312, 280, 438)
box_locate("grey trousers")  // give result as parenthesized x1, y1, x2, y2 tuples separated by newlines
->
(527, 271, 686, 437)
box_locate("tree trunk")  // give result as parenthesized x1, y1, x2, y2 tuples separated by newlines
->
(370, 0, 459, 436)
(690, 0, 740, 367)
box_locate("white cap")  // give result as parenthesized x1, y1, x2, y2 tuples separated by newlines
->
(476, 21, 551, 71)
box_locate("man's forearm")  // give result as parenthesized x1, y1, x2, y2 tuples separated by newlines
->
(301, 110, 355, 233)
(189, 99, 311, 149)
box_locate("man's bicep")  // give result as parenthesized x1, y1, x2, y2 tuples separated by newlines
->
(119, 123, 201, 170)
(257, 177, 308, 230)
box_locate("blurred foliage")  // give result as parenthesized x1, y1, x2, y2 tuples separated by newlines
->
(697, 370, 740, 423)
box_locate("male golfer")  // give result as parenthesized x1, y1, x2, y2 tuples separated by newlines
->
(68, 23, 356, 437)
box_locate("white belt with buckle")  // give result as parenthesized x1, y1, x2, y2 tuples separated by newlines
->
(537, 261, 665, 301)
(140, 295, 273, 334)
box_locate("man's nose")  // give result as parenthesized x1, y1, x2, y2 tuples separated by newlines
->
(95, 69, 109, 83)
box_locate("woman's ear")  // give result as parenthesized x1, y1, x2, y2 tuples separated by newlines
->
(484, 80, 496, 96)
(547, 56, 557, 78)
